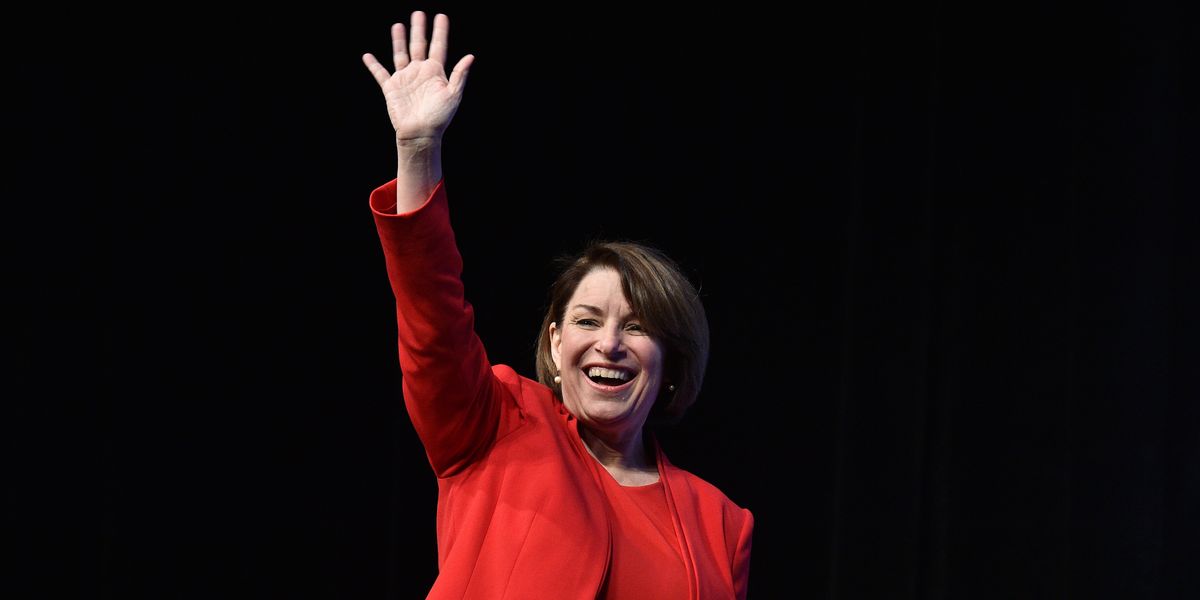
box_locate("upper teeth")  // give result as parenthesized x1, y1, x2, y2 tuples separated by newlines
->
(587, 367, 630, 381)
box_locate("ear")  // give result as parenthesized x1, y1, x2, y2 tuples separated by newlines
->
(549, 322, 562, 371)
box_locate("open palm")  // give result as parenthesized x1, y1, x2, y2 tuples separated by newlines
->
(362, 12, 474, 142)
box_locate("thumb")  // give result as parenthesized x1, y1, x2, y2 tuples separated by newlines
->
(448, 54, 475, 96)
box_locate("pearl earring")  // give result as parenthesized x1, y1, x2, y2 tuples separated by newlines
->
(668, 384, 676, 392)
(553, 375, 562, 384)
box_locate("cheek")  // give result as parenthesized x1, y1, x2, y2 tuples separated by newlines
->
(638, 342, 667, 375)
(558, 334, 585, 365)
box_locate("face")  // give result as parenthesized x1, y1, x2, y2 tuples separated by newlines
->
(550, 267, 666, 437)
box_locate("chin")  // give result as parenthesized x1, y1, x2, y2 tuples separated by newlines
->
(578, 404, 639, 427)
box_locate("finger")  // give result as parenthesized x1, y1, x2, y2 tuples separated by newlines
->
(391, 22, 409, 71)
(409, 10, 429, 61)
(428, 13, 450, 66)
(362, 53, 392, 86)
(447, 54, 474, 96)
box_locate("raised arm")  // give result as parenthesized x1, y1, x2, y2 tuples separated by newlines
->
(362, 11, 474, 213)
(363, 14, 518, 477)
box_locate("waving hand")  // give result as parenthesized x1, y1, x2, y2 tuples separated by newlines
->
(362, 11, 474, 143)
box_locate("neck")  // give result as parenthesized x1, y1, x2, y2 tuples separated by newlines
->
(579, 426, 656, 476)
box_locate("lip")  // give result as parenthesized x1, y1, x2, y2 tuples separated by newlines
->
(581, 362, 637, 375)
(582, 375, 634, 393)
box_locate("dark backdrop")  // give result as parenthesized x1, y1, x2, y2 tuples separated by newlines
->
(11, 1, 1196, 598)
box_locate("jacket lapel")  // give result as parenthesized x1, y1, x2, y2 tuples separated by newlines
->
(655, 439, 701, 600)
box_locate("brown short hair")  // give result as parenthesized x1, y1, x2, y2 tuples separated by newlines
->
(535, 240, 709, 424)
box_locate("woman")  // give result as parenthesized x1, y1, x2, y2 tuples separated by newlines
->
(361, 11, 752, 599)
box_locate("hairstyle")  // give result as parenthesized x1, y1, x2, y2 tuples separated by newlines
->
(535, 240, 709, 424)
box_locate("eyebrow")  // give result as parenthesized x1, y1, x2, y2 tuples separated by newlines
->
(568, 304, 642, 321)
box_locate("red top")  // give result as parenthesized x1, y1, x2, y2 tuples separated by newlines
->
(599, 477, 690, 600)
(371, 178, 753, 599)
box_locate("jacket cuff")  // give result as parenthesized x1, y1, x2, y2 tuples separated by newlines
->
(368, 178, 445, 217)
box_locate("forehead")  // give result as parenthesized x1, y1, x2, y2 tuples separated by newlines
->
(568, 268, 630, 310)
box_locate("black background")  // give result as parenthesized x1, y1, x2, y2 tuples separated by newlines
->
(11, 1, 1197, 598)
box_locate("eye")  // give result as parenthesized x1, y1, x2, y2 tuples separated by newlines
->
(573, 318, 600, 328)
(625, 322, 647, 334)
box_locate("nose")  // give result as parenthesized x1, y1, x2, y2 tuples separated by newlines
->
(594, 325, 625, 356)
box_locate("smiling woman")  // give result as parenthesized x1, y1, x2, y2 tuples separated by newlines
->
(538, 241, 709, 428)
(362, 7, 748, 597)
(363, 10, 752, 599)
(547, 262, 672, 487)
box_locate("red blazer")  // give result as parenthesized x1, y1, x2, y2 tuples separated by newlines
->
(371, 179, 753, 599)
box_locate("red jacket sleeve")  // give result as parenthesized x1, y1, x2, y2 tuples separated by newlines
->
(370, 178, 520, 477)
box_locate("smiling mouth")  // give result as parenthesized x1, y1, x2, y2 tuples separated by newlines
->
(585, 366, 634, 387)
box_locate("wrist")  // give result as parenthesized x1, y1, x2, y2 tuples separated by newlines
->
(395, 136, 442, 151)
